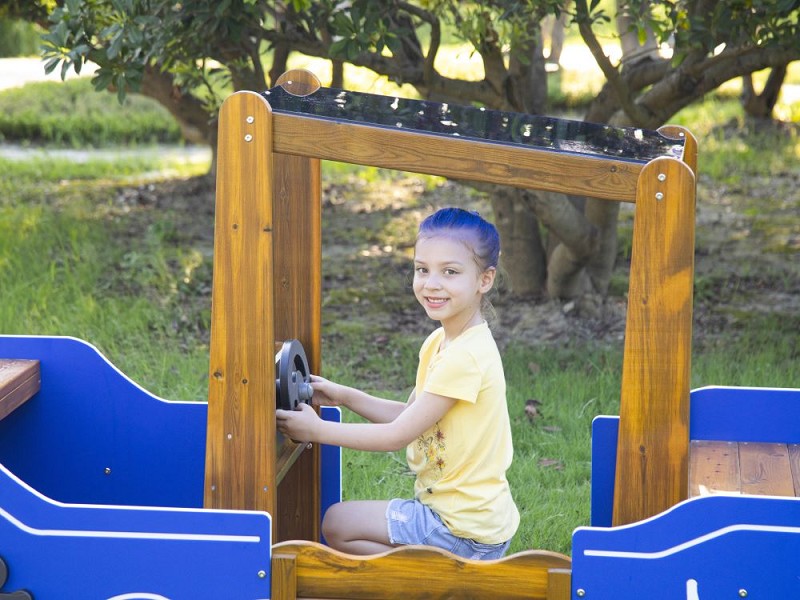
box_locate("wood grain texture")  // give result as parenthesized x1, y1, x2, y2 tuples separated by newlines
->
(272, 113, 643, 202)
(0, 359, 40, 420)
(613, 156, 696, 526)
(204, 91, 276, 513)
(739, 442, 795, 497)
(271, 541, 571, 600)
(271, 151, 322, 543)
(689, 440, 740, 496)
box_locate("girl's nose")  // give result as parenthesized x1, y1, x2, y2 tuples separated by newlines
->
(424, 275, 442, 289)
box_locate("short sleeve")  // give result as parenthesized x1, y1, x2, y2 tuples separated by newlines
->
(423, 345, 482, 403)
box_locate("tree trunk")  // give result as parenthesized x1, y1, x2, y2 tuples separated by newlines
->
(491, 188, 548, 297)
(140, 66, 215, 147)
(741, 63, 789, 119)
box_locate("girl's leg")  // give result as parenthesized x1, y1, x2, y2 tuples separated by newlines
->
(322, 500, 395, 555)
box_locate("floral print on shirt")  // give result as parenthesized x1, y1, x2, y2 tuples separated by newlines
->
(416, 423, 446, 478)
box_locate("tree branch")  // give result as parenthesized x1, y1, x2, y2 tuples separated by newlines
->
(574, 0, 651, 124)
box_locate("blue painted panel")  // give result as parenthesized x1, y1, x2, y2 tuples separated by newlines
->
(0, 462, 271, 599)
(319, 406, 342, 537)
(572, 495, 800, 599)
(691, 386, 800, 443)
(0, 335, 207, 508)
(590, 416, 618, 527)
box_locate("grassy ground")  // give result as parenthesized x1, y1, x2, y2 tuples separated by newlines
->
(1, 49, 798, 555)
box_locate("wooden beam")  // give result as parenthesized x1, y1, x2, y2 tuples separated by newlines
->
(612, 156, 696, 526)
(204, 91, 277, 513)
(272, 112, 643, 202)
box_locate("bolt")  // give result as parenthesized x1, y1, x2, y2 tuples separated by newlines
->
(104, 467, 112, 475)
(258, 570, 266, 578)
(739, 590, 748, 598)
(655, 192, 664, 201)
(306, 443, 313, 450)
(576, 589, 586, 597)
(657, 173, 666, 182)
(246, 116, 254, 124)
(227, 433, 233, 440)
(244, 134, 253, 142)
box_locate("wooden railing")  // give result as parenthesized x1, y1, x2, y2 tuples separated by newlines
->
(271, 541, 571, 600)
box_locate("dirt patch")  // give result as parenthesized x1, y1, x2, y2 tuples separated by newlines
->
(115, 144, 799, 354)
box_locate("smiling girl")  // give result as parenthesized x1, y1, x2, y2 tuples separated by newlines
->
(276, 207, 519, 560)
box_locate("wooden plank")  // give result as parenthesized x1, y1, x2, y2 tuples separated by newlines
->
(0, 359, 40, 421)
(739, 442, 795, 497)
(272, 541, 571, 600)
(204, 91, 277, 513)
(272, 112, 642, 203)
(688, 440, 740, 496)
(789, 444, 800, 497)
(272, 150, 322, 543)
(547, 568, 572, 600)
(271, 553, 298, 600)
(612, 156, 696, 526)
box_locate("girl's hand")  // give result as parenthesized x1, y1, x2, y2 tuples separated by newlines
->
(276, 403, 320, 442)
(308, 375, 346, 407)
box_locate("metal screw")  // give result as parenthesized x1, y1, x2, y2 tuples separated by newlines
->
(655, 192, 664, 201)
(576, 589, 586, 597)
(306, 443, 313, 450)
(244, 134, 253, 142)
(739, 590, 748, 598)
(104, 467, 112, 475)
(246, 116, 254, 124)
(258, 570, 266, 578)
(657, 173, 666, 182)
(227, 433, 233, 440)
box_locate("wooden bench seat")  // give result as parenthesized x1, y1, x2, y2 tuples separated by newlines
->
(689, 440, 800, 497)
(271, 541, 571, 600)
(0, 359, 40, 421)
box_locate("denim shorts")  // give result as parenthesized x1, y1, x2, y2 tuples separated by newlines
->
(386, 498, 511, 560)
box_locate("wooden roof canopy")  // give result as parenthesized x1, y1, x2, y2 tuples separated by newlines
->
(204, 69, 697, 542)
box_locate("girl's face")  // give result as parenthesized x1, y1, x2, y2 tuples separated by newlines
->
(413, 235, 495, 334)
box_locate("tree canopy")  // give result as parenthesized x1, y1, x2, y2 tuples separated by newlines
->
(15, 0, 800, 298)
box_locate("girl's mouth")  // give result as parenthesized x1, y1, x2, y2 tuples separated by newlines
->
(425, 297, 448, 308)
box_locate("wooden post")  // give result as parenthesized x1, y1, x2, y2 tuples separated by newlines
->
(612, 155, 696, 526)
(272, 151, 322, 542)
(204, 91, 277, 514)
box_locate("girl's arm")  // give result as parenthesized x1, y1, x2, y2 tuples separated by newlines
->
(276, 390, 455, 452)
(310, 375, 411, 423)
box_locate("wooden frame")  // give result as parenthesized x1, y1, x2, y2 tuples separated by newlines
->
(202, 69, 698, 543)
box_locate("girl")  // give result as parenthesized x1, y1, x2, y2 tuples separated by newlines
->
(276, 207, 519, 560)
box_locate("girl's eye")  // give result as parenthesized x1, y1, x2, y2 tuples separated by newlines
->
(415, 266, 427, 274)
(444, 268, 458, 276)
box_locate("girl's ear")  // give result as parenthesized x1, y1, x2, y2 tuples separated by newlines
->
(479, 267, 496, 293)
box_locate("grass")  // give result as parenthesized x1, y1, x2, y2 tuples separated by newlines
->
(0, 45, 798, 556)
(0, 78, 182, 147)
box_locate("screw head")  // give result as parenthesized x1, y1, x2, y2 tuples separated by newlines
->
(739, 590, 748, 598)
(244, 134, 253, 142)
(655, 192, 664, 201)
(576, 589, 586, 597)
(657, 173, 667, 181)
(258, 570, 266, 578)
(246, 116, 255, 123)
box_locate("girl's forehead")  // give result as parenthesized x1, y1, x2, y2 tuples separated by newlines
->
(414, 234, 474, 260)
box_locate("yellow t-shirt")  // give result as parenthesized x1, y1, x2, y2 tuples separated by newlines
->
(407, 322, 520, 544)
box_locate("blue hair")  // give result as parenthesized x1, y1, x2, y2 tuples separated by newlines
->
(417, 207, 500, 271)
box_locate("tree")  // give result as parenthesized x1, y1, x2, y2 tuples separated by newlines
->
(21, 0, 800, 299)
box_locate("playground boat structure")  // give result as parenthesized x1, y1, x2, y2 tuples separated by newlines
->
(1, 69, 799, 599)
